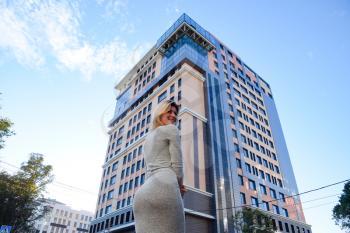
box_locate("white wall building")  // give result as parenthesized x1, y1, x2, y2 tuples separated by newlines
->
(35, 199, 93, 233)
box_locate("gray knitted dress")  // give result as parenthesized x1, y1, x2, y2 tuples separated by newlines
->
(133, 124, 185, 233)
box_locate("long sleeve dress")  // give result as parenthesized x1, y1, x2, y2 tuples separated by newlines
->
(133, 124, 185, 233)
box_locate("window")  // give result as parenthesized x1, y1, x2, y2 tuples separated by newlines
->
(254, 142, 260, 151)
(250, 152, 256, 161)
(234, 143, 239, 152)
(282, 208, 289, 217)
(116, 137, 123, 146)
(140, 174, 145, 184)
(240, 192, 246, 204)
(278, 179, 283, 188)
(238, 175, 244, 185)
(285, 223, 290, 232)
(242, 148, 249, 157)
(138, 145, 143, 155)
(107, 190, 114, 200)
(241, 134, 247, 143)
(272, 205, 280, 214)
(266, 173, 271, 182)
(251, 196, 259, 207)
(105, 205, 112, 214)
(170, 84, 175, 93)
(262, 201, 269, 211)
(270, 188, 277, 199)
(158, 91, 167, 103)
(110, 175, 116, 185)
(118, 185, 123, 195)
(129, 179, 133, 190)
(112, 162, 118, 171)
(253, 167, 259, 177)
(279, 192, 286, 202)
(123, 182, 128, 192)
(236, 158, 242, 168)
(118, 125, 124, 134)
(263, 159, 268, 168)
(178, 78, 182, 87)
(178, 91, 182, 101)
(122, 199, 126, 208)
(275, 165, 280, 174)
(127, 196, 132, 205)
(259, 170, 265, 179)
(248, 179, 256, 190)
(259, 184, 267, 195)
(126, 167, 130, 176)
(232, 129, 237, 138)
(136, 160, 141, 171)
(135, 176, 139, 187)
(245, 163, 251, 173)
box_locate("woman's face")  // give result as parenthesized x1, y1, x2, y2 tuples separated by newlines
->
(160, 105, 178, 125)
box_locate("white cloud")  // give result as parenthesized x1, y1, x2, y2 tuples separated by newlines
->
(0, 3, 44, 66)
(96, 0, 135, 33)
(97, 0, 128, 16)
(0, 0, 149, 80)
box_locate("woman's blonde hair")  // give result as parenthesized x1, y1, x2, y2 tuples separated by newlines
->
(151, 100, 180, 130)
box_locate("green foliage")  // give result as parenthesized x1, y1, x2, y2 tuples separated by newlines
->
(0, 92, 15, 149)
(0, 153, 53, 233)
(333, 181, 350, 232)
(233, 207, 275, 233)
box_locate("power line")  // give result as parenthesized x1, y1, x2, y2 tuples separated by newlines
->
(183, 178, 349, 215)
(1, 159, 347, 215)
(301, 193, 340, 205)
(303, 201, 337, 210)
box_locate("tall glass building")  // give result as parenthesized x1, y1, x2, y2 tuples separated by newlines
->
(89, 13, 312, 233)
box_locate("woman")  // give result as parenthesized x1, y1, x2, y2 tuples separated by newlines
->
(133, 99, 186, 233)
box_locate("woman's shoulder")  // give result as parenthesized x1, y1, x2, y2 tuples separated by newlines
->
(150, 124, 177, 135)
(158, 124, 178, 137)
(159, 124, 177, 131)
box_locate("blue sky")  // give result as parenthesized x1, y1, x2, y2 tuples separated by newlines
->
(0, 0, 349, 232)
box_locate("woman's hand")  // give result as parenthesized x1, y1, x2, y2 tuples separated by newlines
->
(179, 184, 187, 197)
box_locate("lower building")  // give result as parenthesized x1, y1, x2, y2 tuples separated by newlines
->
(35, 199, 93, 233)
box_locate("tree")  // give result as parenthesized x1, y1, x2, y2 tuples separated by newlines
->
(0, 153, 53, 233)
(233, 207, 275, 233)
(0, 92, 15, 150)
(333, 181, 350, 232)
